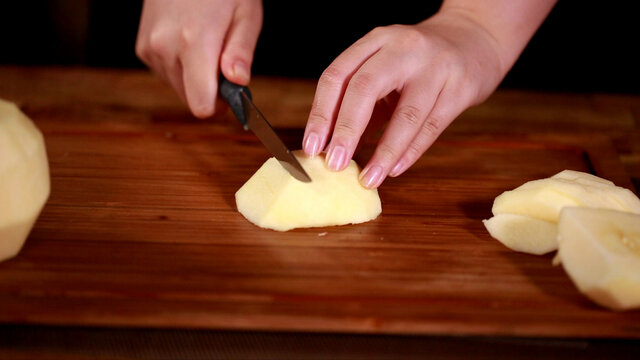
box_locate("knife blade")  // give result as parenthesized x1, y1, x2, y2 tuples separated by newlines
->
(219, 76, 312, 183)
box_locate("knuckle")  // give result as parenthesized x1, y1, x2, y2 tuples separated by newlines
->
(394, 104, 423, 128)
(368, 25, 394, 38)
(333, 121, 358, 138)
(399, 27, 425, 45)
(422, 114, 443, 137)
(376, 142, 398, 161)
(308, 109, 332, 125)
(319, 66, 346, 89)
(381, 25, 430, 52)
(367, 25, 386, 37)
(179, 27, 197, 49)
(148, 29, 172, 57)
(406, 140, 425, 159)
(349, 71, 376, 96)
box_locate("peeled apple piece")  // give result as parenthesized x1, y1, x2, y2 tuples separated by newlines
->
(483, 214, 557, 255)
(483, 170, 640, 254)
(235, 151, 381, 231)
(557, 207, 640, 310)
(551, 169, 614, 187)
(0, 99, 50, 262)
(492, 176, 640, 222)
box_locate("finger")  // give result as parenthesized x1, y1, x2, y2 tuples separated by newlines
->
(360, 92, 399, 146)
(136, 7, 176, 82)
(302, 28, 388, 157)
(138, 40, 188, 105)
(170, 59, 187, 104)
(136, 29, 172, 87)
(388, 85, 468, 178)
(159, 57, 187, 104)
(220, 3, 263, 85)
(359, 79, 443, 189)
(324, 45, 410, 171)
(180, 29, 228, 119)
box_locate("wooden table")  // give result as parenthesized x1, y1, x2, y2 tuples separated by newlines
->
(1, 66, 639, 359)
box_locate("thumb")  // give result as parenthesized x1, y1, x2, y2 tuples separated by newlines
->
(220, 3, 263, 85)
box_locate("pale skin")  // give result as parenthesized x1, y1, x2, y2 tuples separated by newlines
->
(136, 0, 557, 188)
(136, 0, 263, 117)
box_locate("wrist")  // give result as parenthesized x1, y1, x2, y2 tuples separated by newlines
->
(436, 0, 557, 76)
(427, 7, 510, 77)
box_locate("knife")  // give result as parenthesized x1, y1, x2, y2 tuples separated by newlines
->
(219, 75, 312, 183)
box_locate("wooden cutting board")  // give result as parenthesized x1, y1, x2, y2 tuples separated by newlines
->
(0, 68, 639, 339)
(1, 114, 639, 339)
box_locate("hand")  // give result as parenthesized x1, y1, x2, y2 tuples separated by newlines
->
(135, 0, 263, 118)
(302, 9, 508, 188)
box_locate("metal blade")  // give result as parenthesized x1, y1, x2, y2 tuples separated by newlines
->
(241, 92, 312, 182)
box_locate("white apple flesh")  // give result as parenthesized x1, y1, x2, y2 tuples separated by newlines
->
(0, 99, 50, 262)
(235, 151, 381, 231)
(484, 170, 640, 254)
(483, 214, 557, 255)
(557, 207, 640, 310)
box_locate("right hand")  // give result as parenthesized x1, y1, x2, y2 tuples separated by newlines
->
(135, 0, 263, 118)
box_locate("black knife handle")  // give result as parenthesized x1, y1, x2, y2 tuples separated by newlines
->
(219, 75, 252, 129)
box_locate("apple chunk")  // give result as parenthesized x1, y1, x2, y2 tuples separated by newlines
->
(557, 207, 640, 310)
(492, 177, 640, 222)
(483, 214, 557, 255)
(483, 170, 640, 254)
(235, 151, 381, 231)
(0, 99, 50, 262)
(551, 169, 614, 187)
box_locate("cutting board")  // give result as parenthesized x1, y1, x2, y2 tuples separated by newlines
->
(1, 105, 639, 339)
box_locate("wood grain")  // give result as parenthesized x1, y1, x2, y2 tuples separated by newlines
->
(1, 66, 640, 340)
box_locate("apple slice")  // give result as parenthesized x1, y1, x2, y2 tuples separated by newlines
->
(0, 99, 50, 262)
(235, 151, 381, 231)
(556, 207, 640, 310)
(483, 214, 557, 255)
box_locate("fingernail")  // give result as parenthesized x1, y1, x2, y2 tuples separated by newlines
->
(360, 165, 384, 189)
(232, 61, 249, 82)
(389, 160, 407, 177)
(303, 132, 321, 156)
(326, 145, 346, 171)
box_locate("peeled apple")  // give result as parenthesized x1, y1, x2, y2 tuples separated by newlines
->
(0, 99, 50, 262)
(235, 151, 381, 231)
(483, 170, 640, 254)
(557, 207, 640, 310)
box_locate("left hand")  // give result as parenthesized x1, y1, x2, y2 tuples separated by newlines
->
(301, 9, 507, 188)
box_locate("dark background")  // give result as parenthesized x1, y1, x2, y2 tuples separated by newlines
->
(1, 1, 638, 94)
